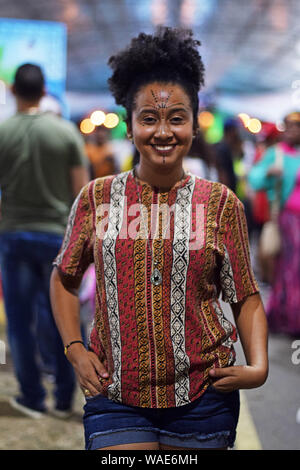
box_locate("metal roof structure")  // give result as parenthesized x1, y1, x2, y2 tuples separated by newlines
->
(1, 0, 300, 119)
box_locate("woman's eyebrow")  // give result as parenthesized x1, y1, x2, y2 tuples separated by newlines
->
(167, 102, 186, 108)
(138, 106, 159, 113)
(138, 104, 189, 114)
(167, 106, 189, 113)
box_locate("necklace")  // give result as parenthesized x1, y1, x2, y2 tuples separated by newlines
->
(133, 167, 186, 286)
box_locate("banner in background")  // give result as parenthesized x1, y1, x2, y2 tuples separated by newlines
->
(0, 18, 67, 104)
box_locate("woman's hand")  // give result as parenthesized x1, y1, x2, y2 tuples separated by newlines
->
(49, 269, 109, 397)
(208, 364, 268, 393)
(215, 294, 269, 394)
(66, 343, 109, 396)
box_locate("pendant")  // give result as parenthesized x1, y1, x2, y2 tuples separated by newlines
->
(151, 267, 162, 286)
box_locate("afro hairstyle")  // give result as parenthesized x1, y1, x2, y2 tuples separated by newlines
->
(107, 26, 205, 128)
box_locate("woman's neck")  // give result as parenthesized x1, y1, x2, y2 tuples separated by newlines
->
(135, 162, 186, 192)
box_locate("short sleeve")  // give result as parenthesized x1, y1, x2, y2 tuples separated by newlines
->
(220, 193, 259, 303)
(53, 182, 94, 290)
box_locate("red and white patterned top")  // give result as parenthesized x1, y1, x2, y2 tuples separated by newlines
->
(54, 170, 259, 408)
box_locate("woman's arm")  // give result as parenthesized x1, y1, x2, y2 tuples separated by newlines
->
(50, 267, 109, 396)
(209, 292, 268, 392)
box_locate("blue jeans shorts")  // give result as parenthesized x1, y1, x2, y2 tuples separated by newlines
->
(83, 386, 240, 450)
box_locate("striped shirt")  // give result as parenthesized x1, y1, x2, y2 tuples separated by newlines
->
(54, 170, 259, 408)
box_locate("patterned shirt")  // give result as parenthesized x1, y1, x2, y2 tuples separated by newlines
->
(54, 170, 259, 408)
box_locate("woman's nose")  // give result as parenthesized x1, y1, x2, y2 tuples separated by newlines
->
(154, 120, 173, 139)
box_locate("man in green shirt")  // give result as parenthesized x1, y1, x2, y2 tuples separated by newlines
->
(0, 63, 89, 418)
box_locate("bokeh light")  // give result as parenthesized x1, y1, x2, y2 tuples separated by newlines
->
(104, 113, 119, 129)
(238, 113, 250, 127)
(247, 118, 262, 133)
(276, 120, 286, 132)
(198, 111, 214, 128)
(90, 110, 106, 126)
(80, 118, 95, 134)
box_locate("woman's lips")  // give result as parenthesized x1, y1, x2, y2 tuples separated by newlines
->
(151, 144, 176, 156)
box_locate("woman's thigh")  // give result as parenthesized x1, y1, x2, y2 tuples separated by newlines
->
(97, 442, 226, 450)
(97, 442, 160, 450)
(159, 444, 227, 450)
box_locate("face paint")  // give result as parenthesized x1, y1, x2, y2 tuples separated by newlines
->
(130, 82, 194, 171)
(150, 89, 173, 114)
(150, 89, 174, 163)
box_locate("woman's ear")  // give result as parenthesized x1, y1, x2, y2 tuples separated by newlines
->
(192, 125, 200, 139)
(126, 120, 133, 142)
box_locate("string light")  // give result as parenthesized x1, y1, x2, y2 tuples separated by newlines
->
(238, 113, 250, 127)
(104, 113, 119, 129)
(247, 118, 262, 134)
(90, 110, 106, 126)
(80, 118, 95, 134)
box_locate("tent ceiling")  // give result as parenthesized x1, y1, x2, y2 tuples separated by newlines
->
(0, 0, 299, 103)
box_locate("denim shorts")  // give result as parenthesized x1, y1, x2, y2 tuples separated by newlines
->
(83, 386, 240, 450)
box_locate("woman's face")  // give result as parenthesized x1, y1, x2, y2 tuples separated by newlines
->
(284, 118, 300, 146)
(128, 82, 194, 169)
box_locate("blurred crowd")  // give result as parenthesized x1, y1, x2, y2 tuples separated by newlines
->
(79, 109, 300, 341)
(0, 63, 300, 422)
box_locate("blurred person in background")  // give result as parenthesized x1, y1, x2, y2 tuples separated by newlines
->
(214, 118, 243, 194)
(249, 123, 282, 282)
(214, 118, 254, 236)
(183, 130, 218, 181)
(250, 122, 282, 233)
(0, 63, 89, 418)
(84, 125, 119, 178)
(248, 111, 300, 336)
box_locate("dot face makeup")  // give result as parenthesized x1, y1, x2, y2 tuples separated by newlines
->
(150, 89, 174, 163)
(129, 82, 194, 169)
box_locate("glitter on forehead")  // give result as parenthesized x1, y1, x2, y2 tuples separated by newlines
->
(150, 89, 174, 110)
(159, 90, 172, 101)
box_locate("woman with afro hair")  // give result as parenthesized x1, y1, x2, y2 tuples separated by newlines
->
(50, 26, 268, 450)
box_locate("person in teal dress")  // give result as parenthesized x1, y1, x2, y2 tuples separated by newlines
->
(248, 111, 300, 336)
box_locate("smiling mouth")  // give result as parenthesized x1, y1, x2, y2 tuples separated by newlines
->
(152, 144, 176, 156)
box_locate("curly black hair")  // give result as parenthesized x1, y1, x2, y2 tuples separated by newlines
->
(107, 26, 205, 128)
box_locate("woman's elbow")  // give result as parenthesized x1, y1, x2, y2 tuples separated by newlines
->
(50, 267, 79, 297)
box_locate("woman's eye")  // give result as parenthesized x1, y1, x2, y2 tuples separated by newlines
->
(142, 116, 156, 124)
(171, 116, 184, 124)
